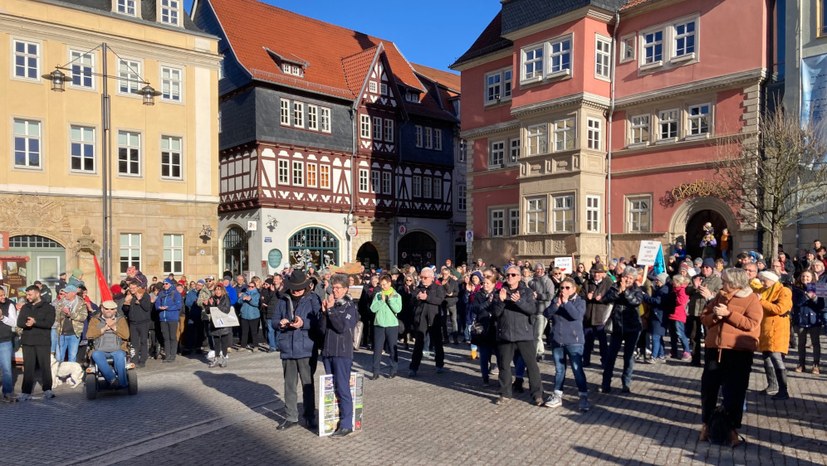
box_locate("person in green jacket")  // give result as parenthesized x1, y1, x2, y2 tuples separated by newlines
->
(370, 274, 402, 379)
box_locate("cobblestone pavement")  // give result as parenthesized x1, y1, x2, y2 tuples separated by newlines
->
(2, 338, 827, 465)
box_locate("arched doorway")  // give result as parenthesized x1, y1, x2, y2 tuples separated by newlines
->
(397, 231, 436, 269)
(289, 227, 339, 270)
(685, 210, 728, 260)
(356, 242, 379, 269)
(3, 235, 66, 296)
(223, 227, 248, 277)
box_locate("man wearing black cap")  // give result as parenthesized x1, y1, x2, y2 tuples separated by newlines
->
(686, 258, 722, 366)
(17, 285, 56, 400)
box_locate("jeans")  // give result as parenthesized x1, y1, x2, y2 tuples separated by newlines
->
(372, 326, 398, 376)
(266, 318, 279, 351)
(92, 350, 127, 387)
(687, 316, 704, 364)
(514, 352, 526, 378)
(159, 321, 178, 360)
(0, 341, 12, 395)
(651, 333, 665, 359)
(669, 320, 690, 357)
(797, 326, 822, 367)
(56, 334, 80, 362)
(478, 344, 494, 381)
(702, 349, 752, 428)
(50, 328, 57, 354)
(602, 331, 640, 390)
(762, 351, 788, 393)
(497, 340, 543, 400)
(282, 357, 315, 422)
(552, 343, 588, 394)
(323, 356, 353, 430)
(583, 325, 608, 367)
(534, 315, 547, 357)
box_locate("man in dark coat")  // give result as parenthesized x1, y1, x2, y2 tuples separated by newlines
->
(408, 268, 446, 377)
(581, 263, 614, 367)
(320, 274, 358, 437)
(17, 285, 56, 400)
(600, 267, 646, 393)
(493, 265, 543, 406)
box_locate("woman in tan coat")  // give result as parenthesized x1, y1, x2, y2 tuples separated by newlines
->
(757, 271, 793, 400)
(700, 268, 763, 447)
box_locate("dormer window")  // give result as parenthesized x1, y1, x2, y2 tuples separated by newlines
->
(281, 62, 304, 77)
(405, 91, 420, 103)
(160, 0, 181, 26)
(115, 0, 137, 16)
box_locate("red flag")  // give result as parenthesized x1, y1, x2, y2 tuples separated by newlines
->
(93, 255, 113, 302)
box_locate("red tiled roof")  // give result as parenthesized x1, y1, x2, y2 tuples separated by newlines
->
(412, 63, 461, 94)
(209, 0, 424, 100)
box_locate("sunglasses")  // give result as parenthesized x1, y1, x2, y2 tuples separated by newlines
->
(561, 286, 573, 290)
(506, 273, 519, 277)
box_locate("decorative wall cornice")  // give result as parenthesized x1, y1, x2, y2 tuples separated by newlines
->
(614, 69, 767, 109)
(511, 92, 610, 119)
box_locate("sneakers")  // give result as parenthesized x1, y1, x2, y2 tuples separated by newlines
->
(578, 395, 591, 412)
(771, 392, 790, 401)
(813, 366, 821, 375)
(681, 352, 692, 361)
(544, 391, 563, 408)
(795, 365, 804, 373)
(495, 396, 509, 405)
(407, 370, 417, 377)
(435, 367, 444, 374)
(219, 356, 228, 368)
(16, 393, 32, 402)
(43, 390, 55, 399)
(1, 394, 16, 403)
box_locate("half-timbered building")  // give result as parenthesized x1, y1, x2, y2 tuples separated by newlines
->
(192, 0, 461, 274)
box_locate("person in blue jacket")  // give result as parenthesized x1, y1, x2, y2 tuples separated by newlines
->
(275, 270, 321, 431)
(544, 277, 590, 411)
(155, 278, 183, 362)
(238, 282, 261, 351)
(320, 273, 358, 437)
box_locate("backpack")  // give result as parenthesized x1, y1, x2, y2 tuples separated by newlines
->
(707, 406, 732, 444)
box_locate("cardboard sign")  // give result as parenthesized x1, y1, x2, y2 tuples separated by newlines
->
(554, 257, 573, 274)
(815, 283, 827, 298)
(319, 372, 364, 436)
(209, 307, 240, 328)
(637, 240, 662, 266)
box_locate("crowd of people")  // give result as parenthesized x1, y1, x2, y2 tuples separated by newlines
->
(1, 239, 826, 444)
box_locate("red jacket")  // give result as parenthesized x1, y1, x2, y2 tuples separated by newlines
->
(669, 285, 689, 323)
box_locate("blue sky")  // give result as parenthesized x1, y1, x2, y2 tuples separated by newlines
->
(185, 0, 501, 71)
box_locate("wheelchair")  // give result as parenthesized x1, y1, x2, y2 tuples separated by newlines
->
(84, 341, 138, 400)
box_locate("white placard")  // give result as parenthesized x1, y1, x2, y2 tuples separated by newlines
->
(209, 307, 240, 328)
(815, 283, 827, 298)
(637, 240, 662, 266)
(554, 257, 573, 274)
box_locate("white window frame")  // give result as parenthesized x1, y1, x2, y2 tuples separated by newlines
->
(554, 117, 575, 152)
(319, 165, 331, 189)
(587, 118, 602, 151)
(372, 116, 383, 141)
(380, 83, 388, 96)
(508, 208, 520, 236)
(526, 197, 547, 234)
(382, 171, 392, 195)
(641, 29, 664, 68)
(412, 175, 422, 197)
(320, 107, 331, 133)
(415, 125, 423, 147)
(687, 103, 711, 137)
(489, 140, 505, 167)
(552, 194, 575, 233)
(673, 19, 697, 60)
(620, 35, 635, 63)
(457, 184, 467, 211)
(658, 109, 679, 141)
(384, 119, 394, 143)
(13, 118, 43, 169)
(509, 138, 520, 165)
(120, 233, 142, 274)
(630, 114, 651, 146)
(521, 43, 545, 82)
(435, 129, 442, 151)
(433, 177, 442, 200)
(307, 105, 318, 131)
(369, 81, 378, 93)
(490, 209, 505, 237)
(292, 160, 304, 187)
(117, 58, 142, 95)
(13, 40, 40, 81)
(484, 67, 512, 104)
(371, 169, 381, 193)
(358, 169, 369, 193)
(425, 127, 433, 149)
(595, 35, 611, 80)
(586, 195, 601, 233)
(526, 124, 548, 156)
(360, 115, 371, 139)
(163, 234, 184, 275)
(160, 66, 182, 102)
(278, 159, 289, 185)
(116, 0, 138, 16)
(117, 130, 141, 176)
(160, 135, 183, 180)
(548, 35, 573, 76)
(70, 125, 96, 173)
(69, 49, 95, 89)
(423, 175, 432, 198)
(307, 162, 318, 188)
(292, 101, 305, 128)
(159, 0, 181, 26)
(627, 195, 652, 233)
(280, 99, 291, 126)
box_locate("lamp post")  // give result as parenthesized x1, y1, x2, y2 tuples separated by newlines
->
(44, 43, 161, 283)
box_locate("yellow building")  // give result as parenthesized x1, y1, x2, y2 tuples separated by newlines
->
(0, 0, 221, 298)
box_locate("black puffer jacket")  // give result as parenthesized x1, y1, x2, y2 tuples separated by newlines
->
(492, 281, 537, 342)
(470, 289, 497, 346)
(17, 299, 56, 346)
(602, 283, 645, 333)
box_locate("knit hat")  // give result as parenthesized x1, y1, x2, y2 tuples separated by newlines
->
(759, 271, 780, 283)
(197, 279, 206, 285)
(702, 258, 715, 268)
(63, 285, 78, 293)
(655, 273, 669, 284)
(110, 284, 123, 295)
(164, 278, 176, 286)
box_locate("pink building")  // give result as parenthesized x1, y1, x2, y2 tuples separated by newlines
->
(452, 0, 775, 264)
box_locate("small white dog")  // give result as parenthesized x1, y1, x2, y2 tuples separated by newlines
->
(50, 355, 84, 388)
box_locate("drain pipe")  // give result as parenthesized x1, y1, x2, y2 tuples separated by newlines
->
(347, 108, 356, 263)
(607, 9, 621, 261)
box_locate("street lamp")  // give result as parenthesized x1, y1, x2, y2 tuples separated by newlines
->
(42, 42, 161, 284)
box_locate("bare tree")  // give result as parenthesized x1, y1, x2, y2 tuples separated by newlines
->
(714, 109, 827, 259)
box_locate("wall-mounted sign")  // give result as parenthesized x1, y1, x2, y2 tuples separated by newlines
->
(398, 225, 407, 235)
(267, 249, 283, 269)
(247, 221, 258, 231)
(347, 225, 358, 237)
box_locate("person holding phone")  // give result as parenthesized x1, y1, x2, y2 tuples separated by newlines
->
(544, 277, 590, 411)
(320, 274, 358, 437)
